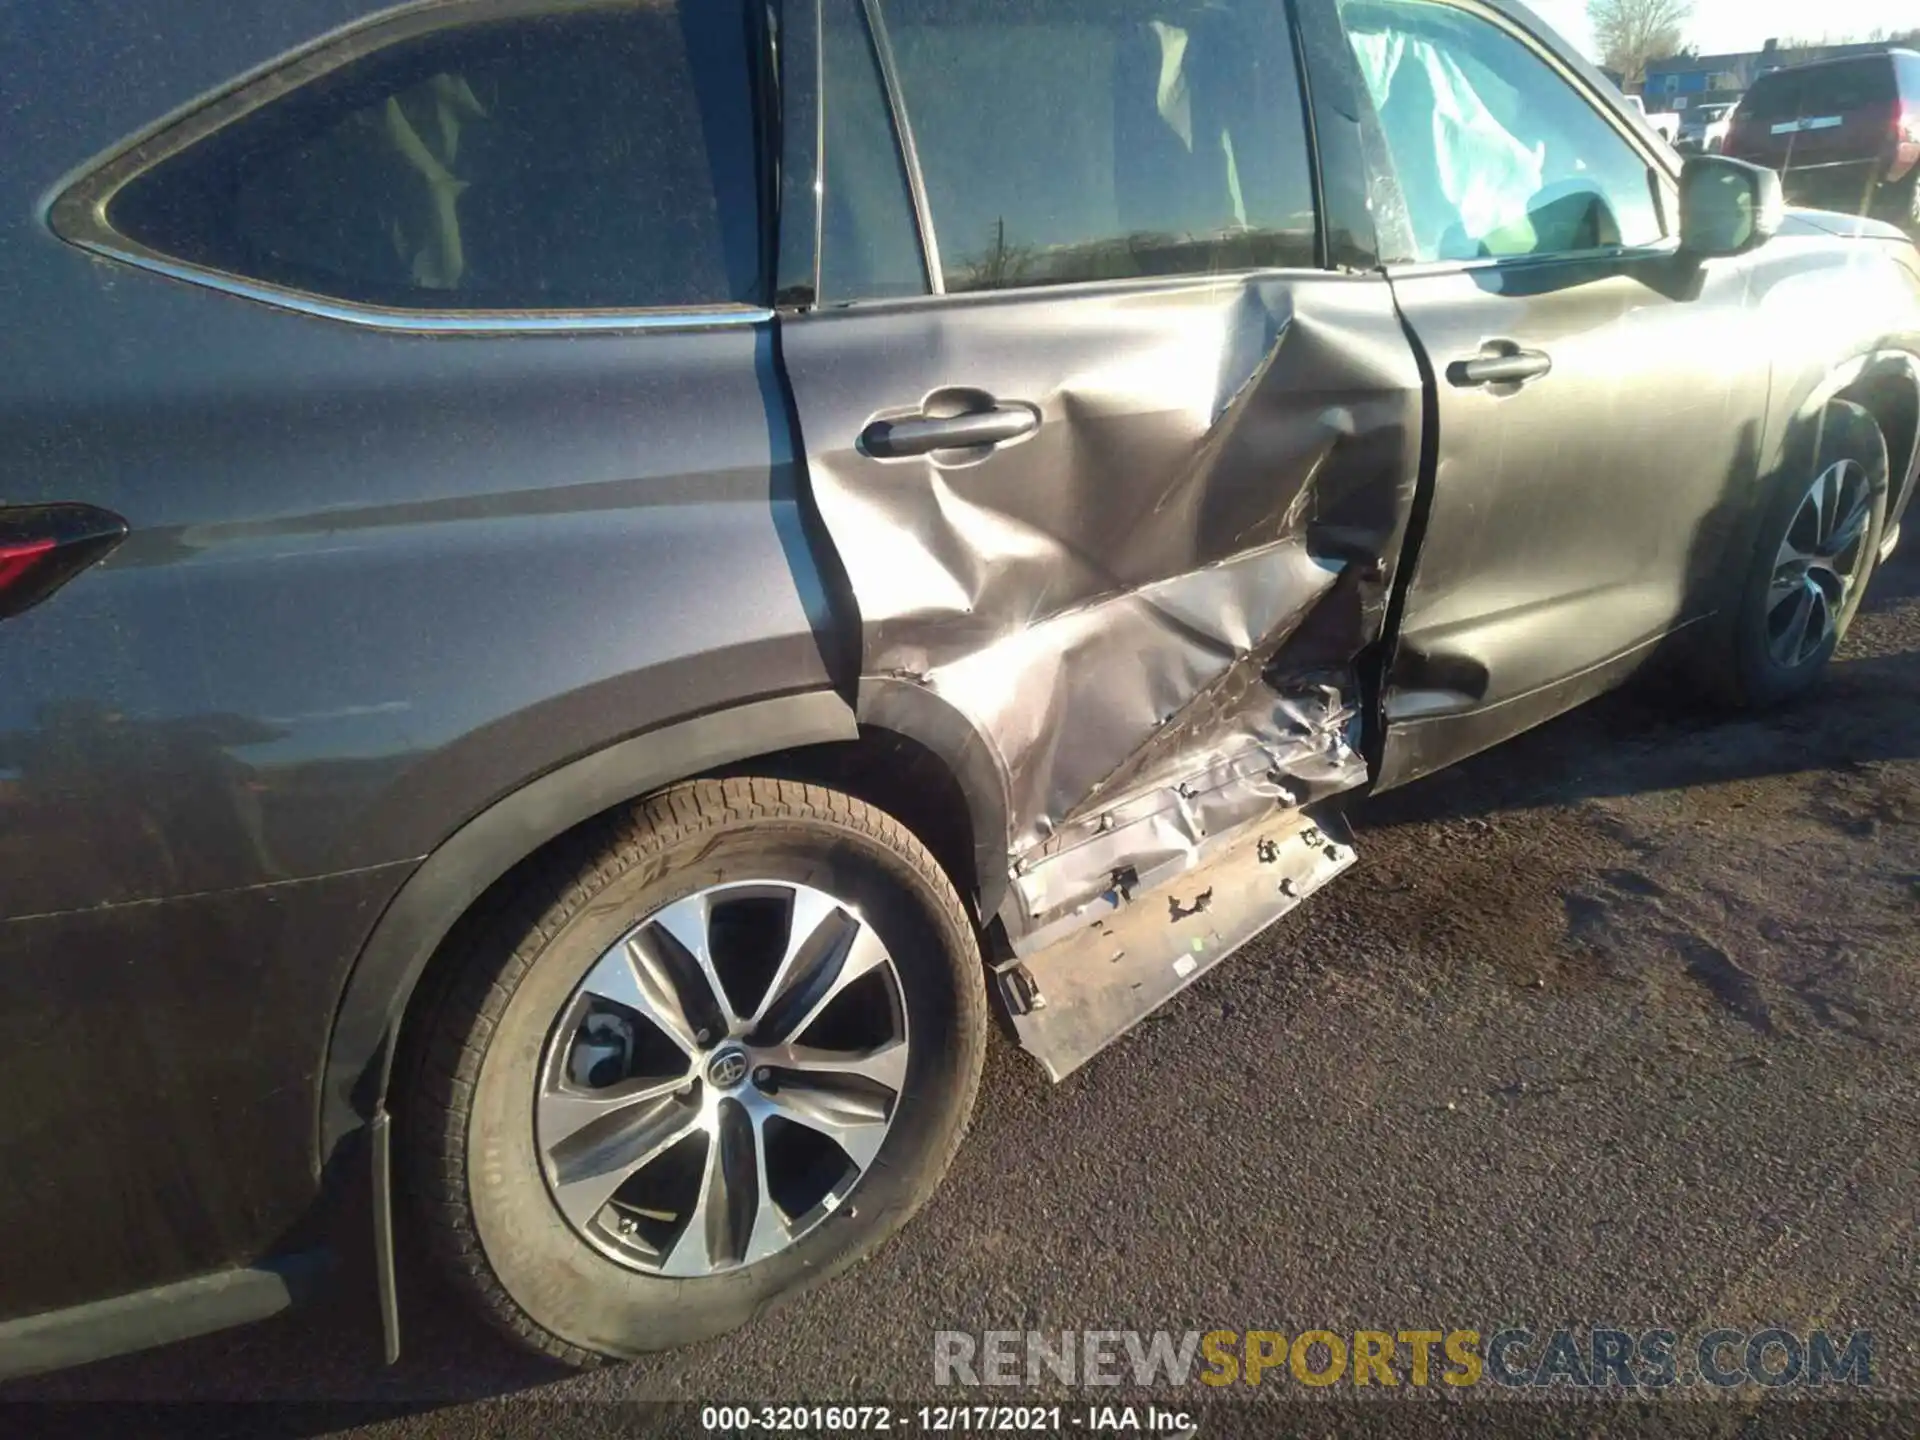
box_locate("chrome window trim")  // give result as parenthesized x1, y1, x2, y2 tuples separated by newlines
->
(856, 0, 943, 297)
(1380, 236, 1686, 282)
(54, 241, 776, 333)
(46, 0, 773, 335)
(802, 264, 1359, 324)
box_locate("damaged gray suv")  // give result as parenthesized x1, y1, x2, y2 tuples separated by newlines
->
(3, 0, 1918, 1375)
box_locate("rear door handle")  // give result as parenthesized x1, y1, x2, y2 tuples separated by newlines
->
(861, 403, 1039, 459)
(1448, 345, 1554, 388)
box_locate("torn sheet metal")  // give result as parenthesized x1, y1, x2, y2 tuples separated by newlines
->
(999, 808, 1359, 1081)
(781, 273, 1423, 943)
(1007, 683, 1365, 952)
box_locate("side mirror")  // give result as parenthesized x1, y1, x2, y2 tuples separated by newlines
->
(1679, 155, 1785, 258)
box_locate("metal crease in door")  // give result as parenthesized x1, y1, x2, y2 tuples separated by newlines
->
(784, 273, 1425, 952)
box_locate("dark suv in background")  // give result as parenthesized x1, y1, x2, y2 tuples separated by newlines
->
(2, 0, 1918, 1381)
(1725, 48, 1920, 228)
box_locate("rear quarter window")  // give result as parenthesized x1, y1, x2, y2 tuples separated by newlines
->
(1798, 57, 1896, 114)
(1739, 72, 1801, 123)
(89, 1, 764, 313)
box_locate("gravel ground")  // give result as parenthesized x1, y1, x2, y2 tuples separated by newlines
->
(8, 548, 1920, 1438)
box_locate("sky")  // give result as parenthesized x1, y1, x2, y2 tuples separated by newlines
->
(1526, 0, 1919, 61)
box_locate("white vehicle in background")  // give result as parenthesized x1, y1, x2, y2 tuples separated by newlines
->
(1624, 93, 1682, 143)
(1678, 101, 1737, 153)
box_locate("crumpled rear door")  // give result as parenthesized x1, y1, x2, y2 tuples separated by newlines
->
(778, 0, 1426, 951)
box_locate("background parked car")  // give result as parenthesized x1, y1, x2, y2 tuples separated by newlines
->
(1724, 49, 1920, 228)
(1625, 91, 1682, 144)
(1678, 101, 1736, 153)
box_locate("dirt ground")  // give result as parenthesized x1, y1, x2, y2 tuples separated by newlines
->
(8, 548, 1920, 1437)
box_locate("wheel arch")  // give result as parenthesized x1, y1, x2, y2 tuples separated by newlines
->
(1770, 351, 1920, 517)
(317, 690, 859, 1166)
(315, 683, 1009, 1360)
(317, 683, 1012, 1171)
(1835, 359, 1920, 524)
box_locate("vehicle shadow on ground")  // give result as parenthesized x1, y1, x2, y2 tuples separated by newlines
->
(1356, 543, 1920, 837)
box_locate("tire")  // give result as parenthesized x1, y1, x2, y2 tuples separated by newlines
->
(1876, 169, 1920, 231)
(404, 776, 987, 1366)
(1703, 399, 1889, 710)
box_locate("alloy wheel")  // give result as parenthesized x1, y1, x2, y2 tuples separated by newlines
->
(1765, 457, 1875, 669)
(535, 881, 908, 1276)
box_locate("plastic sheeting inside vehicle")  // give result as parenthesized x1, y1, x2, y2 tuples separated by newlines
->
(782, 274, 1424, 947)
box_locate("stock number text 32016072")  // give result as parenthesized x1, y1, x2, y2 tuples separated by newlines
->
(700, 1404, 1193, 1433)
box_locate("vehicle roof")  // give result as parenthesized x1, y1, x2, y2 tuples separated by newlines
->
(1750, 48, 1913, 81)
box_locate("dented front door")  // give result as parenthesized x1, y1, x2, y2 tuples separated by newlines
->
(1335, 0, 1774, 792)
(779, 0, 1427, 952)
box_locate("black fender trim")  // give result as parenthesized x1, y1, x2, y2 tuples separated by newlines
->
(317, 688, 858, 1168)
(322, 689, 858, 1364)
(856, 676, 1013, 921)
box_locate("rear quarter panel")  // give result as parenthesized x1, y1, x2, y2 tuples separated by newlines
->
(0, 2, 842, 1316)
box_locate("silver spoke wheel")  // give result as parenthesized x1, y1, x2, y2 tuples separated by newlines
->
(1765, 457, 1873, 669)
(535, 880, 909, 1276)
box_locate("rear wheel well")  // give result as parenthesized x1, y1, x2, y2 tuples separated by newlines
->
(388, 727, 984, 1119)
(706, 729, 982, 915)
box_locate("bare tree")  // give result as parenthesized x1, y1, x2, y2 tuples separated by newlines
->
(1775, 26, 1920, 49)
(1589, 0, 1693, 88)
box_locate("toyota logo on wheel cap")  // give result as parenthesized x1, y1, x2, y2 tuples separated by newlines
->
(707, 1048, 750, 1089)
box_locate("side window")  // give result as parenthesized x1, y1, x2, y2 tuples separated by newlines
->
(1739, 73, 1802, 125)
(872, 0, 1318, 294)
(1799, 59, 1896, 118)
(820, 0, 929, 302)
(100, 2, 763, 312)
(1341, 0, 1664, 263)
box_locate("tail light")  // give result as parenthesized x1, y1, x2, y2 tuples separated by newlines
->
(1894, 100, 1920, 180)
(0, 504, 127, 620)
(0, 537, 58, 592)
